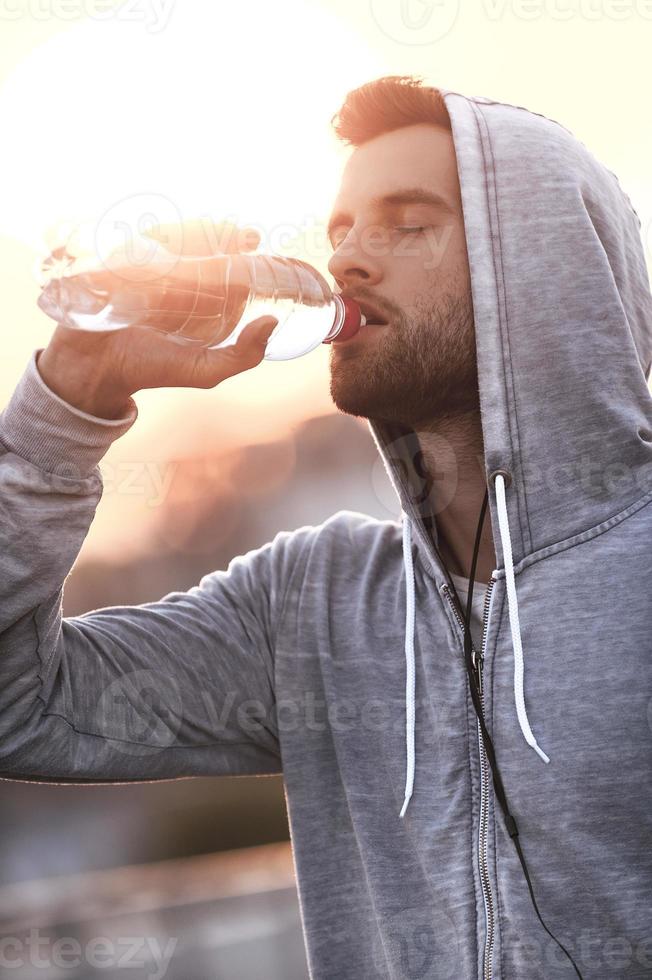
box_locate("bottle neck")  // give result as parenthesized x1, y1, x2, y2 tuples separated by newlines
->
(324, 294, 346, 342)
(323, 294, 365, 344)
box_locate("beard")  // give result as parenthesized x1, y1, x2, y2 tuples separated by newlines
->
(328, 283, 479, 428)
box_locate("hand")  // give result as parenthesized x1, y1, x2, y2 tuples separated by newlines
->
(37, 220, 278, 419)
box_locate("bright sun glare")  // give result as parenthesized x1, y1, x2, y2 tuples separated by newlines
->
(0, 0, 383, 271)
(0, 0, 388, 560)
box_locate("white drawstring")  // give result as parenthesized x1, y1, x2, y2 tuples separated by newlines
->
(494, 473, 550, 764)
(398, 479, 547, 820)
(399, 514, 416, 818)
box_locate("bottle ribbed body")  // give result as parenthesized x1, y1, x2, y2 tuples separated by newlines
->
(37, 235, 363, 361)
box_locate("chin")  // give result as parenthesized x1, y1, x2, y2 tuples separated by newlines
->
(329, 376, 392, 422)
(330, 377, 371, 419)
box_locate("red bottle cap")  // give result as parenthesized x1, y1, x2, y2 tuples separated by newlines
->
(323, 296, 364, 344)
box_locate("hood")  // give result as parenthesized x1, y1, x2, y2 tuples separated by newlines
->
(370, 90, 652, 577)
(366, 90, 652, 818)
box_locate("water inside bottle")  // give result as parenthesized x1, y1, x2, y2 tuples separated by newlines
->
(221, 295, 337, 360)
(38, 249, 251, 343)
(37, 244, 338, 360)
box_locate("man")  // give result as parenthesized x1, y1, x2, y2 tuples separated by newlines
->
(1, 76, 651, 979)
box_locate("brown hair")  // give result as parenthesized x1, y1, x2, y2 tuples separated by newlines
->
(331, 75, 451, 147)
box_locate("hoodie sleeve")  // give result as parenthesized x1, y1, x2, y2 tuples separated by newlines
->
(0, 351, 294, 784)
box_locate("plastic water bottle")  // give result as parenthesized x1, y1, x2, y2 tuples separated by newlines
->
(36, 231, 365, 361)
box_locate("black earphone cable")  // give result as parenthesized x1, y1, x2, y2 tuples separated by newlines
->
(433, 486, 585, 980)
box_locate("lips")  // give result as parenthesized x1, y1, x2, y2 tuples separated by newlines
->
(352, 299, 388, 326)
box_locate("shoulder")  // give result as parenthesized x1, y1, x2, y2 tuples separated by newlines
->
(269, 510, 404, 575)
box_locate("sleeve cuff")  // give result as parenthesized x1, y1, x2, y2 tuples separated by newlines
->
(0, 349, 139, 477)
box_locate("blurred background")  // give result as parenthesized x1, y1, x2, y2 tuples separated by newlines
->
(1, 0, 651, 977)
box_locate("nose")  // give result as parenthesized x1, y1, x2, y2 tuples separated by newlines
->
(327, 229, 384, 292)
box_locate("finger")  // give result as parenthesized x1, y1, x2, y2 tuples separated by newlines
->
(196, 222, 261, 255)
(141, 219, 260, 257)
(231, 226, 261, 254)
(197, 315, 279, 386)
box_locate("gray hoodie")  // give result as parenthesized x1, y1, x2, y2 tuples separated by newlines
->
(1, 90, 652, 979)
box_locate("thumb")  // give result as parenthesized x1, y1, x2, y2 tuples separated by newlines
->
(198, 315, 280, 386)
(244, 314, 279, 349)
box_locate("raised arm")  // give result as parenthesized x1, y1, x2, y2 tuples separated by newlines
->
(0, 348, 312, 784)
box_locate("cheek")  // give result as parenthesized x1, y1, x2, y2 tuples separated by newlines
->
(377, 225, 470, 313)
(387, 225, 469, 281)
(420, 224, 469, 276)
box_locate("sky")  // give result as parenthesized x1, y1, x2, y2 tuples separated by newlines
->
(1, 0, 651, 558)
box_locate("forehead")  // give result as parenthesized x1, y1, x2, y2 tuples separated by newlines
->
(332, 123, 461, 213)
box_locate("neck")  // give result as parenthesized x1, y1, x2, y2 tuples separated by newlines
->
(414, 410, 497, 584)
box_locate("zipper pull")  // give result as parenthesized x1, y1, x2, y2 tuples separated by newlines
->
(473, 648, 484, 694)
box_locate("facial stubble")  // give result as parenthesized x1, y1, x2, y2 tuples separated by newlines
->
(329, 286, 479, 428)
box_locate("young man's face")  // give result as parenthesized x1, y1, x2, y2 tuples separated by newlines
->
(326, 123, 479, 427)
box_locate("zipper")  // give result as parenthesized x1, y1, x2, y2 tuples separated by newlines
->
(442, 576, 497, 980)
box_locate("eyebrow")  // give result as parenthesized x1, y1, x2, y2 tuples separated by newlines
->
(326, 187, 456, 242)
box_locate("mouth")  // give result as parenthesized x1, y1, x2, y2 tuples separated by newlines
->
(355, 300, 389, 327)
(330, 296, 390, 348)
